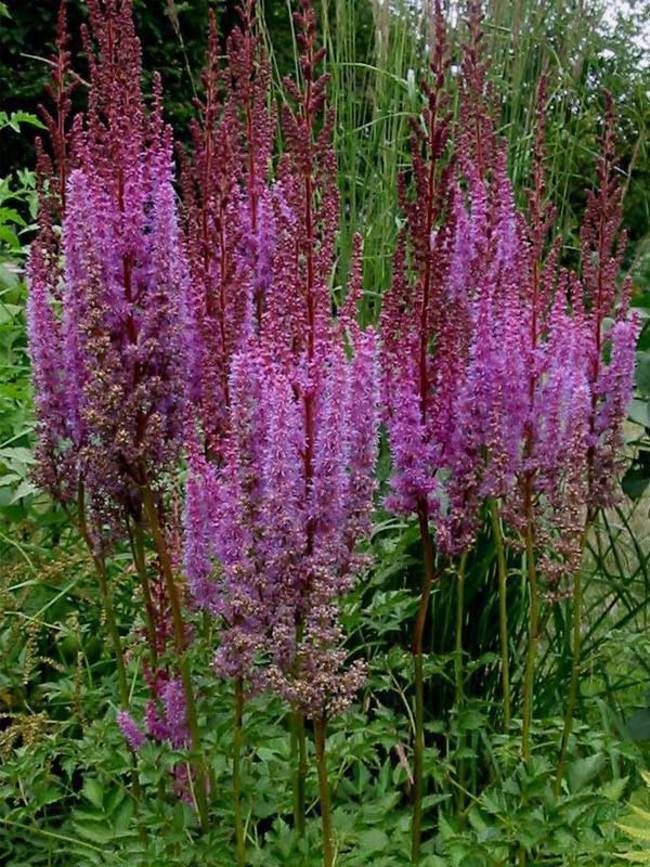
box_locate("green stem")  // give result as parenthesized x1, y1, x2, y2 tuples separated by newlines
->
(313, 715, 334, 867)
(521, 518, 539, 762)
(129, 517, 158, 668)
(75, 484, 141, 805)
(455, 551, 467, 818)
(76, 486, 129, 710)
(290, 710, 307, 835)
(489, 499, 511, 730)
(234, 677, 245, 867)
(555, 568, 583, 793)
(454, 551, 467, 707)
(412, 501, 440, 865)
(96, 556, 130, 710)
(413, 650, 424, 865)
(141, 485, 209, 831)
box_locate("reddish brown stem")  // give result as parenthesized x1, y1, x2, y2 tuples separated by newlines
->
(412, 500, 444, 864)
(141, 485, 210, 831)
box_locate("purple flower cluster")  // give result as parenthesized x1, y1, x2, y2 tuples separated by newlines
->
(381, 5, 638, 591)
(27, 0, 186, 537)
(179, 3, 276, 456)
(118, 671, 201, 804)
(184, 5, 380, 719)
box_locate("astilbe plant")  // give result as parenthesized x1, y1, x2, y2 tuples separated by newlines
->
(26, 0, 209, 827)
(183, 4, 380, 864)
(179, 6, 279, 858)
(379, 4, 453, 858)
(380, 2, 638, 860)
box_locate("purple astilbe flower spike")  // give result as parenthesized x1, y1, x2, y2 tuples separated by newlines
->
(160, 676, 189, 751)
(382, 4, 638, 588)
(589, 316, 638, 507)
(184, 4, 380, 724)
(28, 3, 210, 817)
(26, 221, 69, 497)
(28, 0, 188, 538)
(117, 710, 146, 752)
(580, 92, 639, 512)
(380, 0, 454, 527)
(183, 437, 221, 612)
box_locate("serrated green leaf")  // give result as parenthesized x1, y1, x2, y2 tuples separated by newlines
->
(82, 777, 104, 810)
(357, 828, 389, 853)
(9, 479, 38, 502)
(568, 753, 606, 792)
(618, 822, 650, 842)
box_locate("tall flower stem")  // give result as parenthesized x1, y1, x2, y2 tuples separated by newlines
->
(290, 710, 307, 835)
(454, 551, 468, 818)
(412, 501, 441, 865)
(233, 677, 246, 866)
(76, 485, 129, 711)
(128, 516, 158, 668)
(555, 533, 588, 793)
(489, 499, 511, 729)
(521, 508, 539, 762)
(454, 551, 468, 708)
(313, 715, 334, 867)
(75, 484, 141, 803)
(141, 484, 209, 831)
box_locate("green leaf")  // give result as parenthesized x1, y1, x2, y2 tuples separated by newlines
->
(73, 820, 120, 845)
(9, 479, 38, 503)
(0, 207, 27, 227)
(82, 777, 104, 810)
(0, 226, 20, 249)
(455, 708, 486, 732)
(623, 454, 650, 500)
(567, 753, 606, 792)
(636, 352, 650, 396)
(357, 828, 389, 853)
(601, 777, 629, 800)
(617, 822, 650, 843)
(629, 398, 650, 429)
(1, 111, 46, 132)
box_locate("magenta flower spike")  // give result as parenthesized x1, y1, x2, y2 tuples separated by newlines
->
(28, 0, 188, 534)
(27, 2, 212, 826)
(183, 2, 379, 723)
(26, 3, 77, 503)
